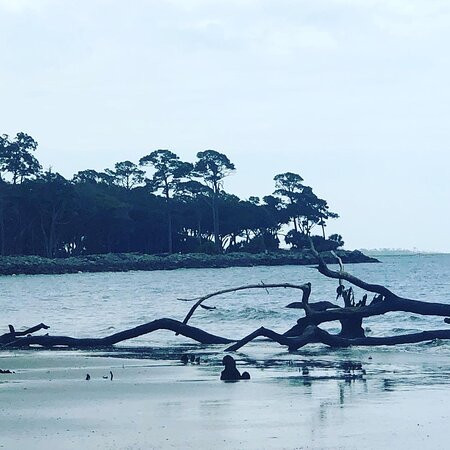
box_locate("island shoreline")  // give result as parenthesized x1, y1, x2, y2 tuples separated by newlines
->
(0, 249, 378, 276)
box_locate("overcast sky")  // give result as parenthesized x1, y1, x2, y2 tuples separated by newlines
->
(1, 0, 449, 251)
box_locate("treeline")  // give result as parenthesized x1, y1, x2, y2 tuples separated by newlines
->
(0, 132, 343, 257)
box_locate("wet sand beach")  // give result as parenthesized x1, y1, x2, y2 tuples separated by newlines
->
(1, 348, 449, 450)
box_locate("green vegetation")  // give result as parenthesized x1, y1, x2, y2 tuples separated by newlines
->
(0, 132, 343, 258)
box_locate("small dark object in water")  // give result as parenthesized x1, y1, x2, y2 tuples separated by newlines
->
(199, 304, 216, 310)
(85, 374, 91, 381)
(190, 354, 195, 363)
(195, 357, 200, 365)
(221, 355, 241, 381)
(0, 369, 15, 374)
(102, 376, 108, 379)
(368, 356, 373, 360)
(110, 371, 113, 381)
(302, 366, 309, 376)
(220, 355, 250, 381)
(181, 355, 189, 364)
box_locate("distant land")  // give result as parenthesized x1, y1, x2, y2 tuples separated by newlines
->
(0, 249, 378, 276)
(359, 248, 449, 256)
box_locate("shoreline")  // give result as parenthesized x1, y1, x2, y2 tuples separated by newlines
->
(0, 249, 378, 276)
(0, 349, 448, 449)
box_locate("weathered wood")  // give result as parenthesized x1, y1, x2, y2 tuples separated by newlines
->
(3, 245, 450, 353)
(315, 328, 450, 348)
(102, 318, 231, 345)
(308, 240, 450, 319)
(285, 300, 339, 311)
(1, 319, 232, 349)
(180, 282, 311, 326)
(227, 324, 450, 352)
(226, 244, 450, 350)
(338, 317, 365, 338)
(225, 325, 318, 352)
(0, 323, 50, 344)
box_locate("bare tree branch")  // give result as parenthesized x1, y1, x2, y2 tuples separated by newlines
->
(180, 282, 311, 326)
(309, 240, 395, 298)
(0, 323, 50, 344)
(308, 238, 450, 318)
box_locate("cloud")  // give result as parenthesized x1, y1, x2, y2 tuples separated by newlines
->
(254, 25, 338, 55)
(0, 0, 53, 12)
(177, 5, 339, 56)
(330, 0, 450, 36)
(1, 0, 450, 250)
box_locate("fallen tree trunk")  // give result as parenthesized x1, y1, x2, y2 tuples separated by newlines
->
(306, 242, 450, 338)
(0, 323, 50, 345)
(226, 325, 450, 352)
(310, 245, 450, 316)
(102, 318, 231, 345)
(1, 319, 232, 349)
(2, 245, 450, 353)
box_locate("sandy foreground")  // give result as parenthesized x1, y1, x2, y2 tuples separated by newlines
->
(0, 348, 449, 450)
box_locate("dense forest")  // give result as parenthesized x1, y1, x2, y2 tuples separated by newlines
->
(0, 132, 344, 258)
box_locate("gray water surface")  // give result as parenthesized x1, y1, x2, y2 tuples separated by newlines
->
(1, 254, 449, 351)
(2, 255, 450, 449)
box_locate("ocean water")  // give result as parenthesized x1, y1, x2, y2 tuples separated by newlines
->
(0, 254, 449, 355)
(2, 255, 449, 449)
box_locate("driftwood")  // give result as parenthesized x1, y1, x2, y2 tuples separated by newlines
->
(2, 243, 450, 352)
(0, 318, 231, 349)
(179, 282, 312, 326)
(285, 300, 339, 311)
(226, 241, 450, 351)
(225, 325, 450, 352)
